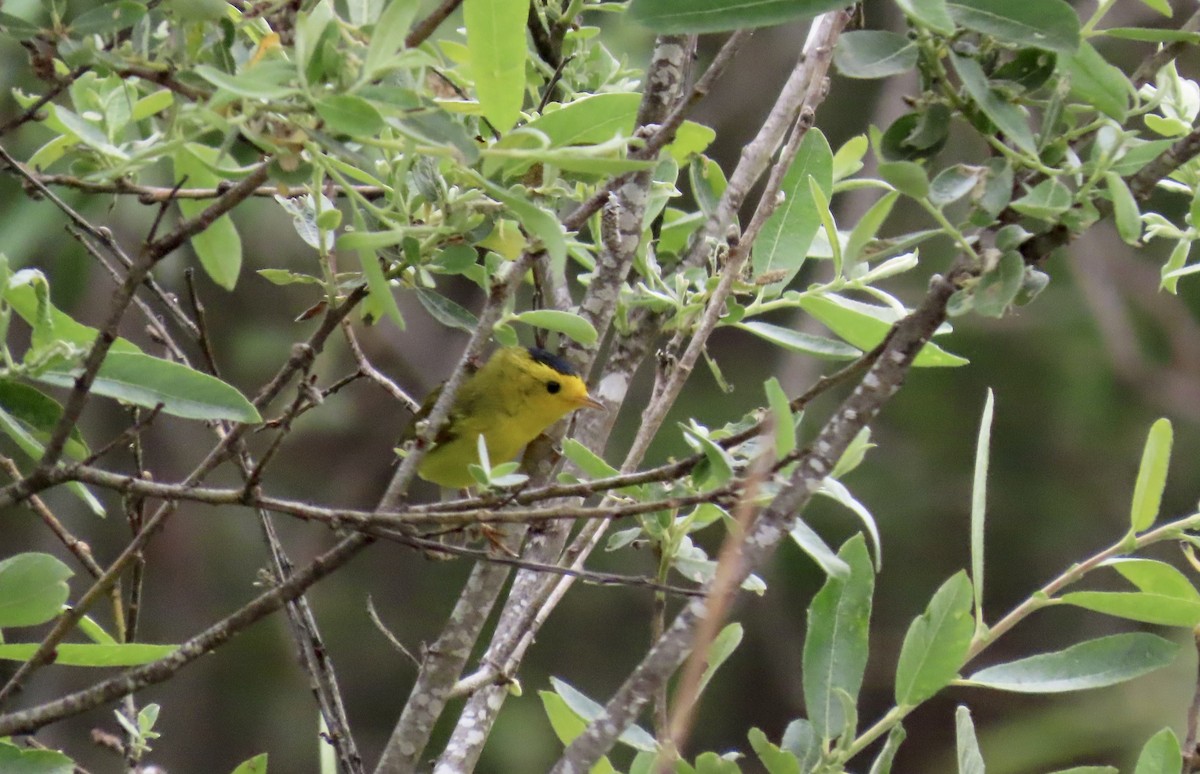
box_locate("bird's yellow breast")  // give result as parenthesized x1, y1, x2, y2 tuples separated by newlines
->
(414, 347, 599, 489)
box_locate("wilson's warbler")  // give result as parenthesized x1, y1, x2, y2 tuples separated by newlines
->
(410, 347, 603, 488)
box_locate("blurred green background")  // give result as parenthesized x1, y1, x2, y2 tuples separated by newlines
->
(2, 1, 1200, 772)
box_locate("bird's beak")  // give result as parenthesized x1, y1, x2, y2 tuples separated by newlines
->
(577, 394, 605, 411)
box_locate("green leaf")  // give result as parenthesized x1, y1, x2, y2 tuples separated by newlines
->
(834, 31, 918, 79)
(33, 352, 261, 423)
(780, 719, 821, 771)
(1060, 590, 1200, 627)
(0, 396, 105, 516)
(465, 0, 528, 132)
(548, 677, 658, 751)
(799, 294, 968, 367)
(974, 251, 1024, 318)
(1133, 0, 1172, 14)
(831, 427, 873, 479)
(1010, 179, 1072, 221)
(803, 534, 875, 740)
(0, 553, 73, 627)
(1134, 728, 1182, 774)
(349, 207, 404, 329)
(475, 177, 567, 266)
(895, 0, 954, 34)
(561, 438, 621, 480)
(0, 741, 73, 774)
(970, 390, 993, 634)
(193, 61, 300, 100)
(174, 145, 242, 289)
(956, 706, 986, 774)
(70, 1, 146, 35)
(0, 642, 176, 666)
(832, 135, 869, 182)
(131, 89, 174, 122)
(667, 121, 717, 163)
(1105, 172, 1141, 245)
(764, 377, 796, 458)
(929, 165, 986, 209)
(1061, 41, 1132, 121)
(628, 0, 853, 33)
(816, 478, 882, 569)
(845, 191, 900, 263)
(947, 0, 1081, 56)
(1130, 418, 1172, 532)
(1102, 28, 1200, 44)
(753, 128, 833, 294)
(748, 727, 802, 774)
(229, 752, 269, 774)
(1160, 240, 1192, 294)
(952, 54, 1037, 156)
(5, 269, 142, 354)
(415, 287, 478, 333)
(894, 571, 974, 706)
(0, 380, 89, 461)
(314, 94, 385, 137)
(363, 0, 420, 78)
(1111, 139, 1175, 176)
(735, 321, 860, 360)
(868, 724, 907, 774)
(1059, 558, 1200, 627)
(965, 633, 1179, 693)
(0, 12, 43, 41)
(878, 161, 929, 199)
(683, 424, 734, 489)
(790, 519, 851, 579)
(697, 623, 743, 698)
(524, 93, 640, 147)
(510, 310, 598, 346)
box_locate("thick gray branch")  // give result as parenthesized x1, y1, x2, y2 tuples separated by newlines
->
(549, 269, 963, 772)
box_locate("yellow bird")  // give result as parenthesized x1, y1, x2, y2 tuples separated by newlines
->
(410, 347, 603, 489)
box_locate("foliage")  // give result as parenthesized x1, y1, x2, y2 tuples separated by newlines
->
(0, 0, 1198, 772)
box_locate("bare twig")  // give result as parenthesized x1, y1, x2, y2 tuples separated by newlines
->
(0, 66, 87, 136)
(0, 285, 364, 705)
(561, 29, 752, 234)
(32, 174, 388, 202)
(0, 533, 370, 737)
(1180, 629, 1200, 770)
(0, 456, 105, 580)
(405, 0, 464, 49)
(550, 264, 965, 773)
(664, 429, 774, 759)
(372, 250, 541, 774)
(1132, 7, 1200, 86)
(341, 318, 421, 414)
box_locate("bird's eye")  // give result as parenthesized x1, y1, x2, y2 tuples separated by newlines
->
(546, 380, 561, 394)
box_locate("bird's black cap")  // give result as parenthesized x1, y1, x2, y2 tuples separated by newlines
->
(526, 347, 578, 377)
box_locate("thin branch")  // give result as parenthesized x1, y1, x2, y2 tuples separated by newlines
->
(341, 318, 421, 414)
(433, 33, 704, 772)
(405, 0, 464, 49)
(0, 286, 366, 705)
(32, 173, 388, 202)
(549, 261, 965, 773)
(372, 249, 542, 774)
(0, 66, 87, 137)
(561, 29, 752, 233)
(664, 431, 774, 757)
(1184, 629, 1200, 770)
(0, 533, 370, 737)
(1132, 7, 1200, 86)
(372, 528, 705, 598)
(0, 457, 104, 580)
